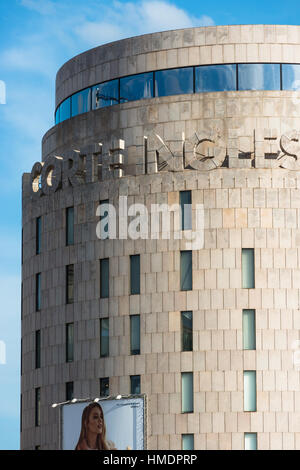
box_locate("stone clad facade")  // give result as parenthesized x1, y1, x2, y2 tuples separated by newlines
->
(21, 25, 300, 450)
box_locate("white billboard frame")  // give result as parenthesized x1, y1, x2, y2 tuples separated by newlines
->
(59, 394, 147, 450)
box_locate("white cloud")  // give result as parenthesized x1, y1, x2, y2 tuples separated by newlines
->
(75, 0, 214, 46)
(1, 36, 58, 77)
(20, 0, 56, 15)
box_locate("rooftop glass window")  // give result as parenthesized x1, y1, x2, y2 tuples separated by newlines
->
(55, 62, 300, 124)
(282, 64, 300, 90)
(59, 97, 71, 123)
(71, 88, 91, 117)
(120, 72, 153, 103)
(238, 63, 280, 90)
(55, 107, 60, 125)
(155, 67, 193, 97)
(92, 79, 119, 109)
(196, 64, 236, 92)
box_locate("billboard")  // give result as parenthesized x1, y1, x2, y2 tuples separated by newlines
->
(60, 396, 146, 450)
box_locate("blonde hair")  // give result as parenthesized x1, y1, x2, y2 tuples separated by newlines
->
(75, 402, 110, 450)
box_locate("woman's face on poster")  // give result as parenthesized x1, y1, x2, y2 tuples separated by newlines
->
(87, 407, 103, 435)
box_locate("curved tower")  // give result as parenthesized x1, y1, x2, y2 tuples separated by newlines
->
(22, 25, 300, 450)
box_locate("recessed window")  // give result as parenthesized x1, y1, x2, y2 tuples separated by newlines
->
(120, 73, 153, 103)
(243, 309, 256, 350)
(282, 64, 300, 90)
(55, 107, 60, 125)
(181, 311, 193, 351)
(35, 388, 41, 427)
(100, 258, 109, 298)
(66, 323, 74, 363)
(36, 273, 41, 311)
(130, 255, 140, 295)
(195, 64, 236, 92)
(36, 217, 41, 254)
(130, 315, 140, 355)
(182, 434, 194, 450)
(66, 382, 74, 401)
(244, 371, 256, 412)
(59, 97, 71, 123)
(180, 191, 192, 230)
(242, 248, 255, 288)
(130, 375, 141, 395)
(92, 80, 119, 109)
(100, 378, 109, 397)
(155, 67, 193, 97)
(66, 207, 74, 246)
(181, 372, 193, 413)
(238, 63, 280, 91)
(180, 251, 192, 291)
(100, 318, 109, 358)
(244, 433, 257, 450)
(66, 265, 74, 304)
(35, 330, 41, 369)
(71, 89, 91, 117)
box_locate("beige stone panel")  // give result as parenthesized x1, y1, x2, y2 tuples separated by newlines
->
(218, 433, 231, 450)
(237, 412, 251, 432)
(250, 412, 263, 432)
(206, 433, 219, 450)
(231, 432, 244, 450)
(231, 392, 243, 412)
(187, 413, 200, 434)
(283, 433, 295, 450)
(269, 432, 283, 450)
(199, 372, 211, 392)
(223, 208, 235, 228)
(175, 413, 188, 434)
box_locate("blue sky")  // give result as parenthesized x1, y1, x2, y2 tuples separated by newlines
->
(1, 0, 300, 450)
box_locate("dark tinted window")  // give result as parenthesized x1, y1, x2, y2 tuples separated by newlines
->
(71, 88, 91, 117)
(59, 97, 71, 122)
(92, 80, 119, 109)
(155, 67, 193, 97)
(180, 191, 192, 230)
(66, 265, 74, 304)
(100, 318, 109, 357)
(130, 375, 141, 394)
(66, 382, 74, 401)
(120, 73, 153, 103)
(100, 258, 109, 298)
(66, 323, 74, 362)
(35, 388, 40, 426)
(36, 273, 41, 311)
(130, 255, 140, 295)
(36, 217, 41, 255)
(130, 315, 140, 355)
(180, 251, 192, 291)
(66, 207, 74, 246)
(238, 64, 280, 90)
(282, 64, 300, 90)
(100, 377, 109, 397)
(181, 311, 193, 351)
(55, 107, 60, 125)
(35, 330, 41, 369)
(196, 64, 236, 92)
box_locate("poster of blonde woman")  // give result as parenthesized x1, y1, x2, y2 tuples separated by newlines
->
(61, 397, 145, 450)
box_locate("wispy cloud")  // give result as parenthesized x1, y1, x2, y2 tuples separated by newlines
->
(20, 0, 56, 15)
(76, 0, 214, 46)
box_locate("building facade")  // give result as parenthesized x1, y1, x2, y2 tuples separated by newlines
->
(21, 25, 300, 450)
